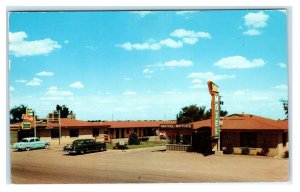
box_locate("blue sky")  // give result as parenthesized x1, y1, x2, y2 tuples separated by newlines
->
(8, 10, 288, 121)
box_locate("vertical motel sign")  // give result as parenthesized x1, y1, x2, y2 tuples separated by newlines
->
(207, 81, 220, 138)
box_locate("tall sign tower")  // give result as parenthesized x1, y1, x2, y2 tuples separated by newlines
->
(207, 81, 222, 153)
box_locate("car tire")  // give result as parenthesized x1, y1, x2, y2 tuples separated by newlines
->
(25, 147, 30, 151)
(44, 144, 49, 149)
(103, 146, 107, 151)
(80, 150, 85, 155)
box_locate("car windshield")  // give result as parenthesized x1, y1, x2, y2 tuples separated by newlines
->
(20, 139, 28, 142)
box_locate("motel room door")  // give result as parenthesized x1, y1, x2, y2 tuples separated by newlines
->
(192, 127, 212, 155)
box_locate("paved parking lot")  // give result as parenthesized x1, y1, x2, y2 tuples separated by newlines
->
(10, 145, 289, 183)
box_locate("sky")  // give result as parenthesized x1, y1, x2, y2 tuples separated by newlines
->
(8, 10, 288, 121)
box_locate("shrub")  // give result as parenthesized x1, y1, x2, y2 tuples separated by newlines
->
(241, 147, 250, 155)
(224, 143, 234, 154)
(128, 132, 140, 145)
(257, 143, 269, 156)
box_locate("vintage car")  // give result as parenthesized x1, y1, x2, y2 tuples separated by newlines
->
(12, 137, 50, 151)
(63, 139, 107, 155)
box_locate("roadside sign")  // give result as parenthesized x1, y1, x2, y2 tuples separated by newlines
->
(213, 94, 220, 137)
(22, 121, 31, 129)
(26, 108, 34, 117)
(22, 114, 34, 122)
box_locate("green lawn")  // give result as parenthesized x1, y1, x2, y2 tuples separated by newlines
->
(107, 141, 167, 150)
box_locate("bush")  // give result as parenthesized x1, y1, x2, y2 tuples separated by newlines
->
(128, 132, 140, 145)
(241, 147, 250, 155)
(223, 143, 234, 154)
(283, 150, 289, 158)
(257, 143, 269, 156)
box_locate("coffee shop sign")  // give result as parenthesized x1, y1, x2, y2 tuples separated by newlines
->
(160, 124, 193, 129)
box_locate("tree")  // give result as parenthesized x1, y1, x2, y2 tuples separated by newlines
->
(203, 109, 228, 119)
(55, 105, 70, 118)
(128, 132, 140, 145)
(176, 105, 206, 124)
(176, 104, 229, 124)
(280, 99, 288, 119)
(10, 104, 27, 123)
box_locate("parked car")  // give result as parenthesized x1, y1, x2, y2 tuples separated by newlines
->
(63, 139, 107, 155)
(12, 137, 50, 151)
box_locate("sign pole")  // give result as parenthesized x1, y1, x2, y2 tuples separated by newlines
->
(34, 113, 36, 138)
(59, 110, 61, 145)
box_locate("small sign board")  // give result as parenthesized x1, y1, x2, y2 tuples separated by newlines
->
(22, 121, 31, 129)
(160, 124, 193, 129)
(26, 108, 34, 117)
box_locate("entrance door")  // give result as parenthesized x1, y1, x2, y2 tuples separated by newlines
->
(116, 129, 119, 138)
(192, 127, 212, 155)
(121, 129, 125, 138)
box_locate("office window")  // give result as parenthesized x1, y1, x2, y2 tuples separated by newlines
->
(51, 129, 59, 138)
(69, 129, 79, 137)
(93, 128, 99, 137)
(240, 132, 257, 148)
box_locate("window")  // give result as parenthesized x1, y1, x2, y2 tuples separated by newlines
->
(126, 128, 130, 134)
(282, 132, 287, 147)
(134, 128, 137, 133)
(51, 129, 59, 138)
(30, 139, 35, 142)
(92, 128, 99, 137)
(36, 138, 40, 142)
(240, 132, 257, 148)
(69, 129, 79, 137)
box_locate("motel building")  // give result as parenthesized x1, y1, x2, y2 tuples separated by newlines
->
(10, 113, 288, 157)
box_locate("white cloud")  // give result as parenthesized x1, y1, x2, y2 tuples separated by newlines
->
(123, 91, 137, 96)
(9, 31, 61, 57)
(10, 86, 15, 92)
(64, 40, 69, 44)
(242, 11, 269, 36)
(135, 105, 152, 110)
(26, 77, 43, 86)
(243, 29, 261, 36)
(131, 11, 154, 17)
(171, 29, 212, 39)
(214, 56, 265, 69)
(124, 77, 132, 81)
(15, 79, 27, 83)
(243, 11, 270, 28)
(69, 81, 84, 88)
(154, 59, 193, 68)
(187, 72, 235, 81)
(272, 84, 288, 90)
(117, 41, 161, 51)
(46, 86, 73, 96)
(36, 71, 54, 76)
(191, 79, 203, 84)
(159, 38, 183, 48)
(176, 11, 197, 15)
(143, 68, 154, 74)
(277, 63, 287, 68)
(118, 28, 211, 51)
(182, 37, 198, 45)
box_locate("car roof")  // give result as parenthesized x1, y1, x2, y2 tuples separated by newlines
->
(22, 137, 39, 140)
